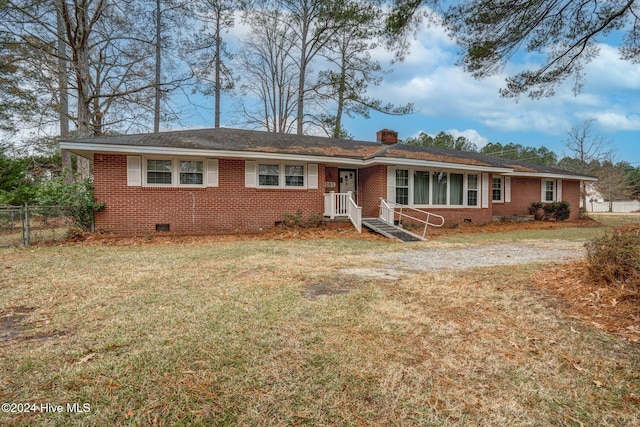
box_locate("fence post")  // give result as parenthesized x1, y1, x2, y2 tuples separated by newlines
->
(19, 206, 25, 246)
(24, 203, 30, 246)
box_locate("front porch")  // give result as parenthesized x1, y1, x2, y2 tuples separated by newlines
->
(323, 192, 444, 241)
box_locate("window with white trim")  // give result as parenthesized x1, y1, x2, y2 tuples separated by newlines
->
(413, 171, 429, 204)
(467, 174, 478, 206)
(450, 173, 464, 205)
(285, 165, 305, 187)
(142, 158, 212, 187)
(390, 169, 481, 208)
(257, 162, 306, 188)
(147, 159, 173, 184)
(492, 177, 503, 202)
(544, 180, 555, 202)
(259, 163, 280, 186)
(395, 169, 409, 205)
(432, 172, 447, 205)
(179, 160, 204, 185)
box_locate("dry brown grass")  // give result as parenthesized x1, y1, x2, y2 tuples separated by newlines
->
(534, 261, 640, 343)
(1, 218, 639, 426)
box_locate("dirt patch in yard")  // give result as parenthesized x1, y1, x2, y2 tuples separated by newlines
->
(0, 306, 67, 343)
(378, 240, 585, 271)
(302, 282, 354, 299)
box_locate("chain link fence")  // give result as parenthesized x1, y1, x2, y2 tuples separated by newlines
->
(0, 205, 76, 247)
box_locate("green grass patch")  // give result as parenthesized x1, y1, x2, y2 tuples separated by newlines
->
(438, 225, 605, 245)
(589, 213, 640, 228)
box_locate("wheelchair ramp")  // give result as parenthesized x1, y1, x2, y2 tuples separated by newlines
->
(361, 218, 425, 242)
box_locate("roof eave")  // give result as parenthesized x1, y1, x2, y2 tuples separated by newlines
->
(504, 171, 597, 181)
(58, 142, 365, 166)
(367, 156, 513, 173)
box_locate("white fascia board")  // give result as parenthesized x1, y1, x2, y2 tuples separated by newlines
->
(504, 171, 597, 181)
(58, 142, 364, 166)
(366, 156, 513, 173)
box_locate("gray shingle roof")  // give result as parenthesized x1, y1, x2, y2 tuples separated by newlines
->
(62, 127, 595, 179)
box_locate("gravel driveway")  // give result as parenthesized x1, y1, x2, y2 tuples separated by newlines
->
(376, 240, 586, 272)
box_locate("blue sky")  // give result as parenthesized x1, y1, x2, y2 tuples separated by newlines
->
(183, 12, 640, 165)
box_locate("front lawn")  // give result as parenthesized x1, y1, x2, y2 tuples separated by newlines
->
(1, 225, 639, 426)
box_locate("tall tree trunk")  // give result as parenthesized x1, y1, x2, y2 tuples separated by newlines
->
(214, 8, 221, 128)
(295, 2, 310, 136)
(296, 32, 307, 135)
(56, 1, 71, 175)
(332, 47, 347, 139)
(154, 0, 161, 132)
(61, 0, 103, 177)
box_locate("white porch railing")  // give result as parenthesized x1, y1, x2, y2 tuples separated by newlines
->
(324, 191, 362, 233)
(379, 198, 445, 238)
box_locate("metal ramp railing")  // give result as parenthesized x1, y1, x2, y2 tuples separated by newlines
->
(376, 198, 445, 240)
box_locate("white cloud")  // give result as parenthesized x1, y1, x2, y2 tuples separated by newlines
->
(365, 20, 640, 142)
(584, 44, 640, 91)
(447, 128, 490, 148)
(589, 112, 640, 131)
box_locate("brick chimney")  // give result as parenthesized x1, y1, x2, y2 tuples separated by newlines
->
(376, 129, 398, 145)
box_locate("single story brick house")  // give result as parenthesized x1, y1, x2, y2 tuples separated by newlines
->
(60, 127, 596, 235)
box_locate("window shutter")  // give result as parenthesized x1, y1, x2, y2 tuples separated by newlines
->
(540, 179, 546, 202)
(504, 177, 511, 203)
(127, 156, 142, 186)
(206, 159, 219, 187)
(556, 179, 562, 201)
(387, 166, 396, 202)
(481, 173, 489, 208)
(307, 163, 318, 189)
(245, 161, 257, 188)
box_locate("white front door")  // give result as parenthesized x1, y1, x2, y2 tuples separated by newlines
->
(339, 170, 356, 194)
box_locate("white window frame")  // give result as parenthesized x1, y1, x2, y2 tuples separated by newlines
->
(467, 173, 479, 207)
(178, 160, 205, 186)
(543, 179, 556, 202)
(146, 159, 174, 185)
(141, 156, 212, 188)
(492, 176, 504, 203)
(390, 167, 481, 208)
(395, 169, 409, 205)
(284, 164, 305, 187)
(258, 163, 281, 187)
(257, 161, 307, 189)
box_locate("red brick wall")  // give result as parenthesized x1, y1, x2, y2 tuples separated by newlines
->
(358, 166, 494, 224)
(324, 167, 339, 192)
(93, 154, 583, 234)
(93, 154, 326, 234)
(492, 177, 540, 217)
(561, 180, 581, 220)
(359, 165, 387, 218)
(492, 177, 582, 220)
